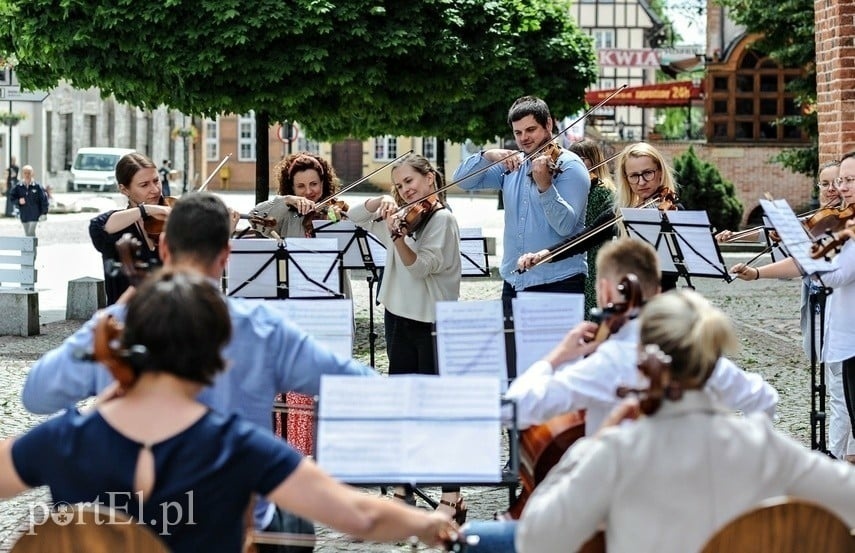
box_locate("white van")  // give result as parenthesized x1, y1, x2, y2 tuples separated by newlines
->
(69, 147, 135, 192)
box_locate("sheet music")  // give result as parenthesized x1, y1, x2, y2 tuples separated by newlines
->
(759, 198, 833, 276)
(434, 300, 508, 385)
(459, 227, 489, 277)
(764, 214, 790, 262)
(316, 375, 501, 483)
(619, 208, 677, 273)
(227, 238, 281, 298)
(664, 210, 728, 277)
(284, 238, 342, 298)
(313, 220, 387, 269)
(252, 299, 353, 357)
(513, 292, 584, 375)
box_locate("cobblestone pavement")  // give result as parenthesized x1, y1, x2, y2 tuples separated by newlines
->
(0, 195, 814, 551)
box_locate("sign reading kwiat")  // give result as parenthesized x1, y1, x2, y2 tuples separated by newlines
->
(584, 81, 703, 108)
(598, 48, 699, 68)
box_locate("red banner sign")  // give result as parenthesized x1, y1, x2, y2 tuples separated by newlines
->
(585, 81, 703, 108)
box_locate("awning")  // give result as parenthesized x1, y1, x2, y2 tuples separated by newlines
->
(585, 81, 703, 108)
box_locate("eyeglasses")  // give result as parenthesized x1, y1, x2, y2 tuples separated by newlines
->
(626, 169, 659, 185)
(834, 176, 855, 186)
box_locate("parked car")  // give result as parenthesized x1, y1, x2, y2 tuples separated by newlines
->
(68, 147, 135, 192)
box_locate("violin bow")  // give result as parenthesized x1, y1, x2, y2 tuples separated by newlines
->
(515, 153, 622, 274)
(391, 84, 630, 215)
(196, 153, 233, 192)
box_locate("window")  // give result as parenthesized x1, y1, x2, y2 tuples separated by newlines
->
(593, 30, 614, 49)
(422, 137, 437, 160)
(238, 112, 255, 161)
(706, 39, 806, 143)
(205, 118, 219, 161)
(296, 136, 320, 154)
(373, 136, 397, 161)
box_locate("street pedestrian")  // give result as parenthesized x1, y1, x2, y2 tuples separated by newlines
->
(9, 165, 49, 237)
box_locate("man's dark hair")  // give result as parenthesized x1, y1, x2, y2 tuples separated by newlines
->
(164, 192, 230, 266)
(507, 95, 553, 132)
(123, 269, 231, 385)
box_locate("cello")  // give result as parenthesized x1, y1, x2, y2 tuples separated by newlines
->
(502, 274, 644, 521)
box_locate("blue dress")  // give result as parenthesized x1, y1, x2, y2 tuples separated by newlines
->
(12, 408, 302, 552)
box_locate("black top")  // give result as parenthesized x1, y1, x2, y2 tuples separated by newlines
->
(89, 209, 162, 304)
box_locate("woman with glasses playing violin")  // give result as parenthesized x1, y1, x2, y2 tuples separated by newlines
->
(732, 152, 855, 462)
(613, 142, 681, 290)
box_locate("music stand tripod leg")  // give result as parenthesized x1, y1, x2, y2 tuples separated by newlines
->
(809, 287, 831, 456)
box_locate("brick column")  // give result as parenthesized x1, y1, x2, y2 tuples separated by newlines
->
(816, 0, 855, 162)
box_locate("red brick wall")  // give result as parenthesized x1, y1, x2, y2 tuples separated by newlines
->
(614, 141, 814, 226)
(815, 0, 855, 163)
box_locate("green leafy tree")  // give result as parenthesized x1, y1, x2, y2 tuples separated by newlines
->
(0, 0, 596, 199)
(674, 146, 744, 231)
(714, 0, 817, 178)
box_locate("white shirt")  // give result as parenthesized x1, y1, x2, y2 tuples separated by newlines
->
(506, 319, 778, 434)
(517, 391, 855, 553)
(816, 240, 855, 363)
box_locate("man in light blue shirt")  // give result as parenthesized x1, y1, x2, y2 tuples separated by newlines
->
(23, 192, 376, 552)
(453, 95, 590, 298)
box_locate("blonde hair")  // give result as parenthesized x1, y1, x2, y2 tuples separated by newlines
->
(639, 290, 738, 388)
(595, 238, 660, 299)
(615, 142, 677, 208)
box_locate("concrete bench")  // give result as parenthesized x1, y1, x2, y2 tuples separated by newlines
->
(66, 276, 106, 320)
(0, 236, 38, 336)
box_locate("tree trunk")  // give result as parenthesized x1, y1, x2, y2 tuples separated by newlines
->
(255, 111, 270, 205)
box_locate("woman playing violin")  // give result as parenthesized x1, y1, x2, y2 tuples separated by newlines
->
(346, 153, 465, 520)
(515, 290, 855, 553)
(732, 152, 855, 462)
(249, 152, 350, 461)
(89, 153, 171, 305)
(616, 142, 681, 290)
(0, 270, 456, 553)
(249, 152, 347, 239)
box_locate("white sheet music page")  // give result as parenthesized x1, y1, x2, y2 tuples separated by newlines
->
(316, 375, 501, 483)
(284, 238, 342, 297)
(434, 300, 507, 383)
(759, 198, 833, 276)
(513, 292, 584, 375)
(459, 227, 489, 276)
(619, 208, 677, 273)
(664, 210, 727, 277)
(313, 220, 388, 269)
(227, 238, 280, 297)
(251, 299, 353, 358)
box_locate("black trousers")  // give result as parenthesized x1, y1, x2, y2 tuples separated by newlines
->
(839, 356, 855, 454)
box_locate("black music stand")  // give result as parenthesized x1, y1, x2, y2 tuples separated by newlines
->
(620, 208, 732, 288)
(459, 231, 491, 278)
(226, 238, 344, 299)
(313, 220, 386, 367)
(760, 198, 835, 455)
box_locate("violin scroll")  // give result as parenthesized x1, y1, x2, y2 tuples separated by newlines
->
(616, 344, 680, 416)
(390, 197, 442, 240)
(91, 313, 139, 390)
(810, 227, 855, 260)
(589, 274, 643, 343)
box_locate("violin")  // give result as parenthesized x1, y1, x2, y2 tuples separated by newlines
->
(302, 199, 349, 237)
(390, 196, 442, 240)
(616, 344, 681, 416)
(803, 204, 855, 238)
(525, 142, 563, 179)
(141, 196, 177, 239)
(810, 226, 855, 260)
(501, 274, 643, 520)
(108, 233, 156, 284)
(639, 185, 678, 211)
(92, 313, 137, 390)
